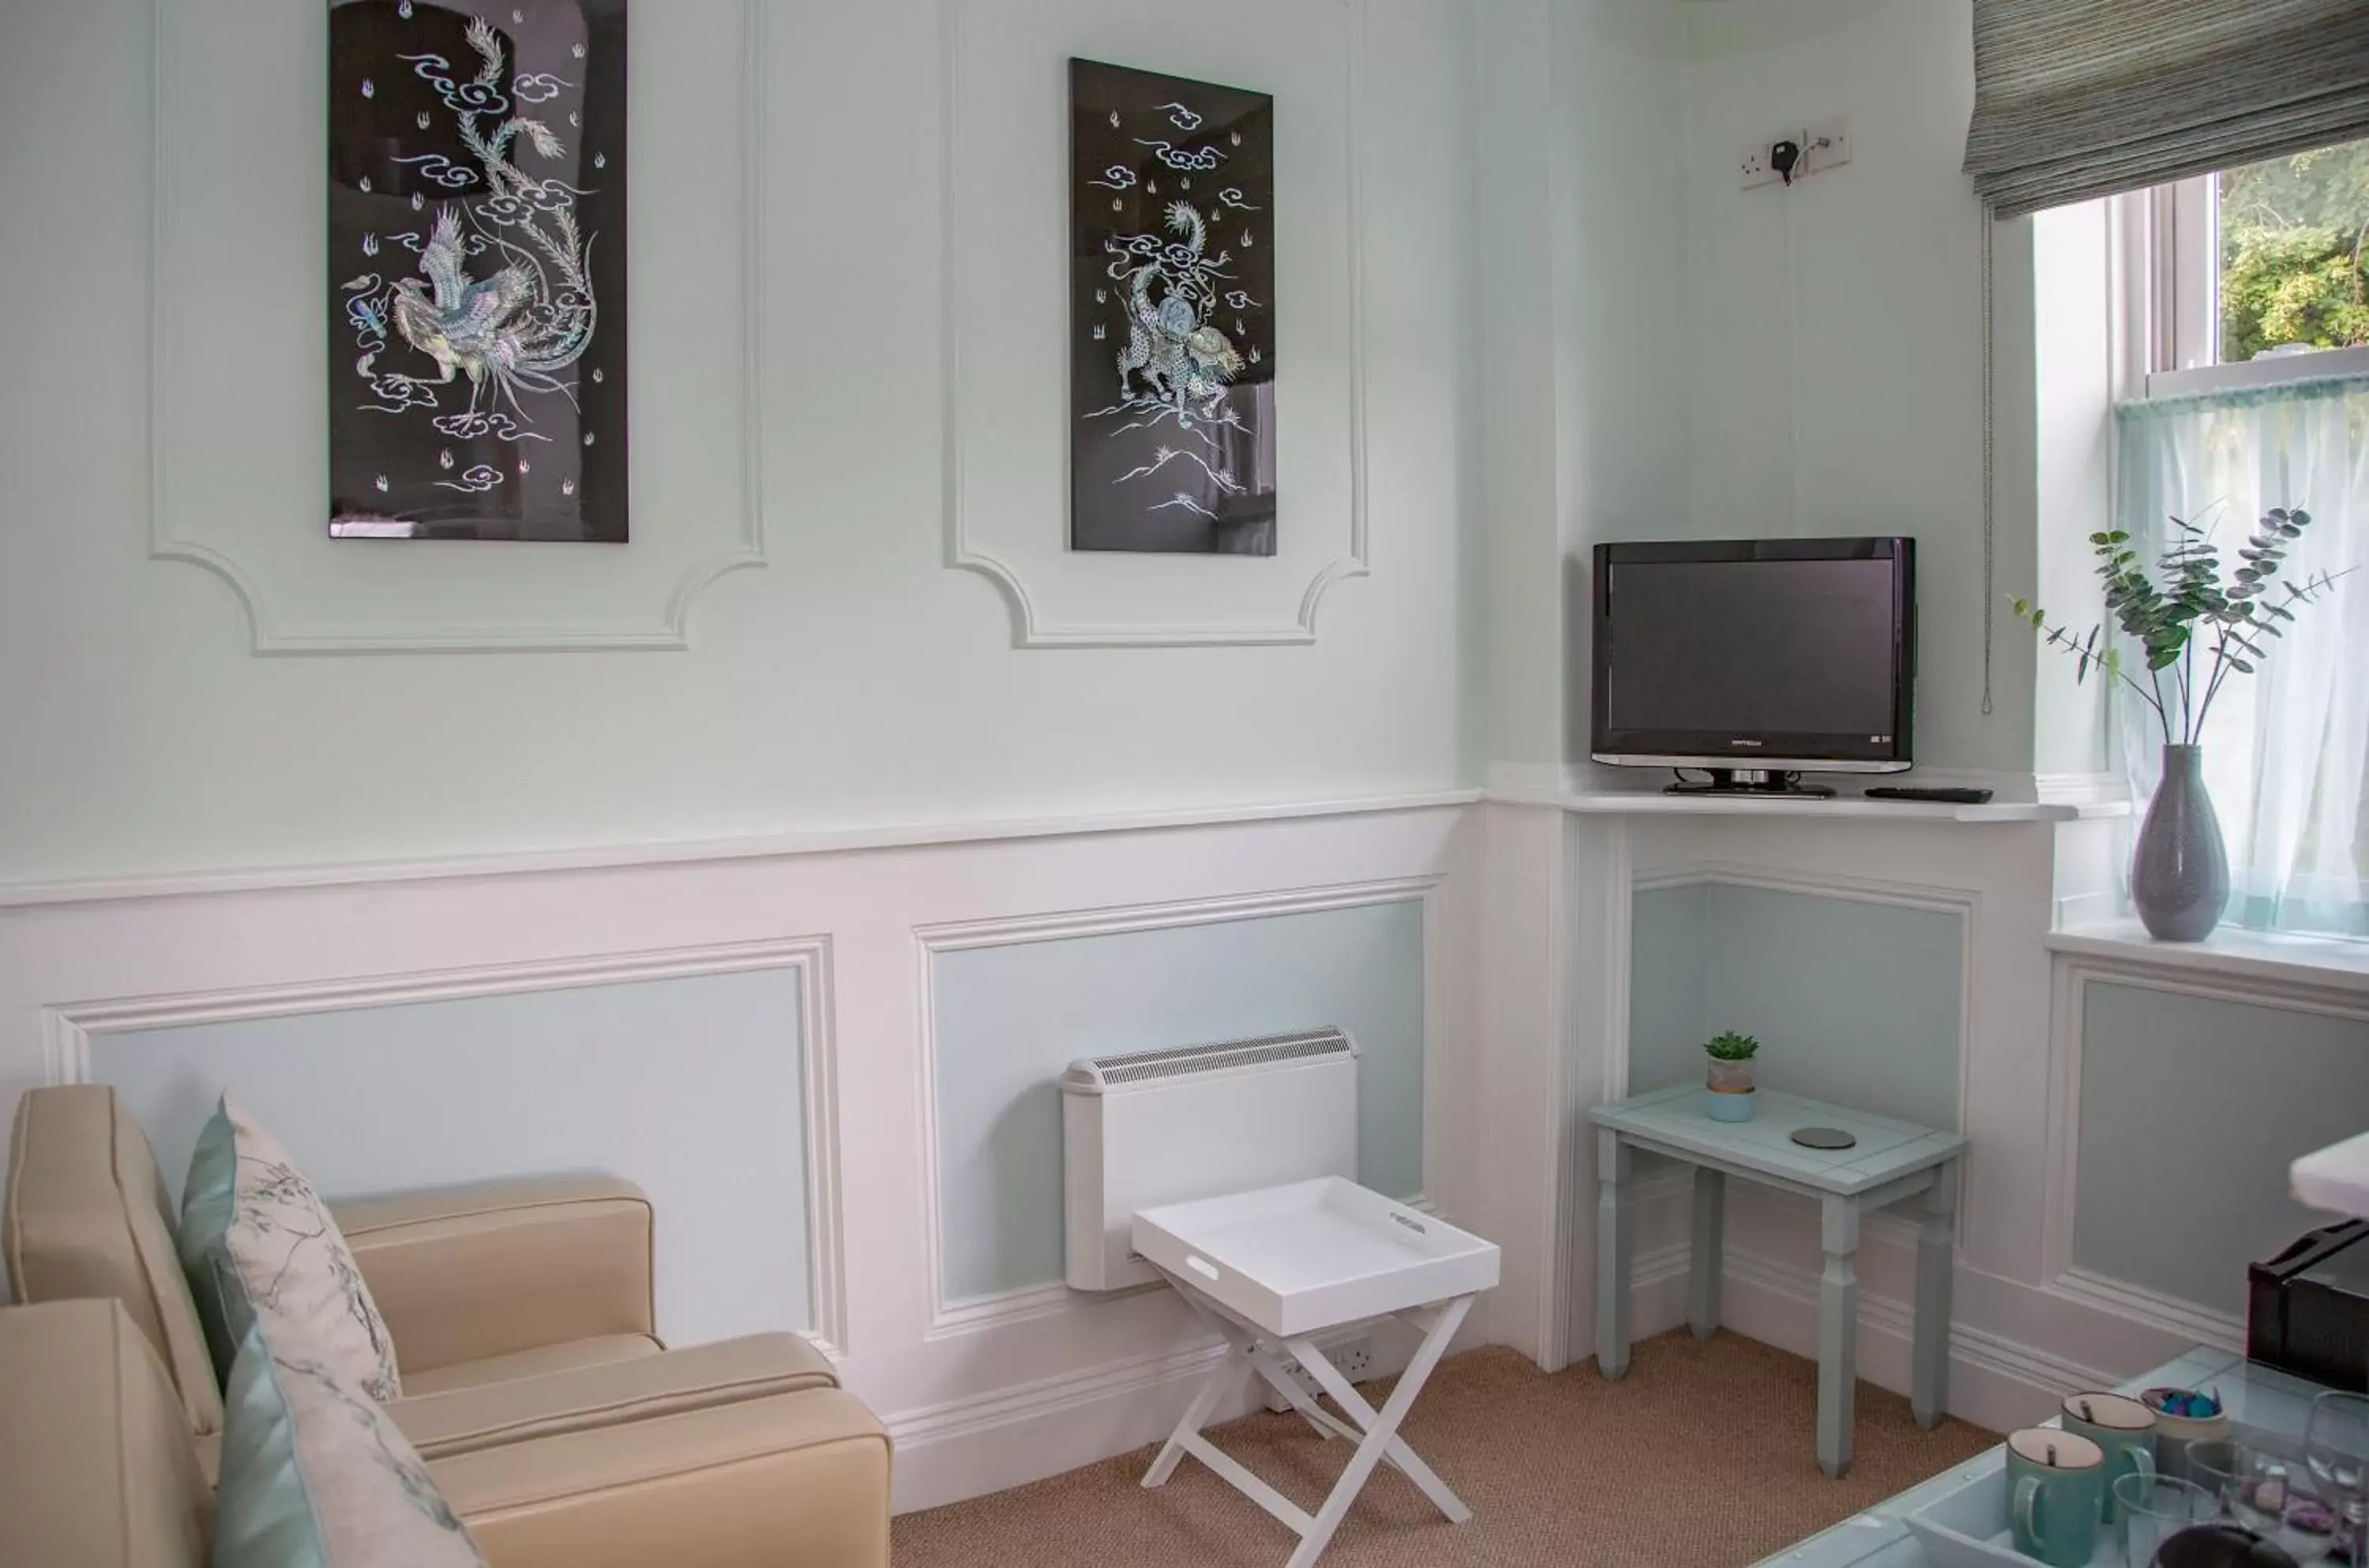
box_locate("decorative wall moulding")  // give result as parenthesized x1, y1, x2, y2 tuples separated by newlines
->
(940, 0, 1371, 647)
(148, 0, 767, 653)
(911, 873, 1439, 1335)
(2038, 950, 2369, 1307)
(43, 932, 848, 1356)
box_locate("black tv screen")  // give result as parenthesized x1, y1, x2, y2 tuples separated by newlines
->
(1590, 538, 1915, 774)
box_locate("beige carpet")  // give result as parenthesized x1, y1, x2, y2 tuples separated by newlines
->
(894, 1329, 1997, 1567)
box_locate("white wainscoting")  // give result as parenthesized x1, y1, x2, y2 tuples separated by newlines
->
(1477, 798, 2219, 1437)
(57, 943, 839, 1354)
(0, 798, 1479, 1513)
(12, 787, 2333, 1506)
(915, 879, 1437, 1334)
(2040, 951, 2369, 1349)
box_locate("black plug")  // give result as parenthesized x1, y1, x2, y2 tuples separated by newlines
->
(1770, 139, 1802, 186)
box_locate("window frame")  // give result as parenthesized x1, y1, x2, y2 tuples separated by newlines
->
(2141, 166, 2369, 400)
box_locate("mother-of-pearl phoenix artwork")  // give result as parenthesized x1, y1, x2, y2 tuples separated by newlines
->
(1069, 59, 1278, 554)
(329, 0, 628, 541)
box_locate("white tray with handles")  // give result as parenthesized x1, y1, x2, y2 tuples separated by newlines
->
(1130, 1176, 1500, 1338)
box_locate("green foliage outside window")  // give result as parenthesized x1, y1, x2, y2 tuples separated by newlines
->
(2219, 139, 2369, 362)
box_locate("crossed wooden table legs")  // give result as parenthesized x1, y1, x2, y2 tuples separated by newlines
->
(1144, 1271, 1477, 1568)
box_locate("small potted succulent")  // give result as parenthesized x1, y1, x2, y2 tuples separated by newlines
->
(1703, 1031, 1760, 1123)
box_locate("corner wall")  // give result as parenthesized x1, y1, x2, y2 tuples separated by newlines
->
(1673, 0, 2022, 777)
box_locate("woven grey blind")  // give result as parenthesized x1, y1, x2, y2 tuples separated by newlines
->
(1965, 0, 2369, 219)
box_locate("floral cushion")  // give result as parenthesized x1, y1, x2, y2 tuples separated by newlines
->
(213, 1322, 486, 1568)
(179, 1097, 401, 1403)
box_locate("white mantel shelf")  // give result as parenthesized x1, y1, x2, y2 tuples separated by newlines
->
(1485, 786, 2119, 825)
(2048, 918, 2369, 999)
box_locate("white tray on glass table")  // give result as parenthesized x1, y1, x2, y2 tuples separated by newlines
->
(1131, 1176, 1500, 1337)
(1904, 1419, 2304, 1568)
(1905, 1465, 2119, 1568)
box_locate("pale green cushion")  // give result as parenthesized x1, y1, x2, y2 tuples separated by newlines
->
(178, 1101, 242, 1381)
(213, 1324, 485, 1568)
(177, 1097, 401, 1403)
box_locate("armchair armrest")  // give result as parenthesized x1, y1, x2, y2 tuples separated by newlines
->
(332, 1176, 655, 1377)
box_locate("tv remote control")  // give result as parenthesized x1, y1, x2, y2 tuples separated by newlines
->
(1863, 786, 1995, 805)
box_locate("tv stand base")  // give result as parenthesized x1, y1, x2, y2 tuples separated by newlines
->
(1665, 769, 1837, 799)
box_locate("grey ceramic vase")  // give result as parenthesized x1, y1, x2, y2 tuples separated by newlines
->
(2131, 745, 2229, 942)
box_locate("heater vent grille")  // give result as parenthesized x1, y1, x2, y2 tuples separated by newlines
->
(1064, 1028, 1354, 1092)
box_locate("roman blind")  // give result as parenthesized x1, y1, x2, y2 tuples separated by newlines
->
(1964, 0, 2369, 219)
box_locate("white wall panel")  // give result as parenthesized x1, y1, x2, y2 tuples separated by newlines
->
(94, 969, 813, 1347)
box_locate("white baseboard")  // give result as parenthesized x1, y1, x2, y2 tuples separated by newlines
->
(1626, 1240, 2107, 1437)
(884, 1294, 1495, 1514)
(889, 1229, 2106, 1516)
(2048, 1268, 2244, 1353)
(886, 1337, 1245, 1513)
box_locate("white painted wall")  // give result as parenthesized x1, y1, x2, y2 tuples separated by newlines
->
(1549, 0, 1691, 763)
(1489, 0, 2034, 780)
(1673, 0, 2024, 776)
(2027, 199, 2124, 779)
(0, 0, 1477, 887)
(1474, 0, 1571, 771)
(1475, 0, 1689, 771)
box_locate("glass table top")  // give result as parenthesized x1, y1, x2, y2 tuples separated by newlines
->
(1752, 1349, 2343, 1568)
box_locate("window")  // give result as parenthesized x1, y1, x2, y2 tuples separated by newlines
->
(2149, 135, 2369, 396)
(2106, 136, 2369, 939)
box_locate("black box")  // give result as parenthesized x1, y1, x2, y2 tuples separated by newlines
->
(2248, 1219, 2369, 1393)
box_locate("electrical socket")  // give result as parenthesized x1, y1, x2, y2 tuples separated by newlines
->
(1801, 114, 1853, 176)
(1740, 115, 1853, 190)
(1264, 1334, 1376, 1412)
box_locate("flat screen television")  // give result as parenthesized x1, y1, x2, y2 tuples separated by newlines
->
(1590, 538, 1915, 794)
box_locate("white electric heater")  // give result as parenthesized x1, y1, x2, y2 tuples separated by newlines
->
(1061, 1028, 1357, 1292)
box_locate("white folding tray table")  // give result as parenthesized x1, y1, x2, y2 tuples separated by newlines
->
(1130, 1177, 1501, 1568)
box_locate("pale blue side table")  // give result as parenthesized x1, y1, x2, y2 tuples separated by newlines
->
(1589, 1083, 1969, 1479)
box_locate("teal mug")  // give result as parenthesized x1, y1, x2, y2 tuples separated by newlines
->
(2063, 1390, 2157, 1523)
(2007, 1427, 2108, 1568)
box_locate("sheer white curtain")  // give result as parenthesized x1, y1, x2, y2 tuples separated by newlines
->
(2116, 373, 2369, 938)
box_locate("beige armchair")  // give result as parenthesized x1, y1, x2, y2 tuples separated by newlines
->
(2, 1086, 888, 1567)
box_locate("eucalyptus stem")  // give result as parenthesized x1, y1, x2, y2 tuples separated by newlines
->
(2013, 508, 2338, 755)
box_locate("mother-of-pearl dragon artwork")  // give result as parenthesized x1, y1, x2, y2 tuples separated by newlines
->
(329, 1, 626, 542)
(359, 18, 592, 424)
(1069, 60, 1277, 555)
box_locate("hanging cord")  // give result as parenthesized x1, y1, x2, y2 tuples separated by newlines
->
(1979, 208, 1995, 716)
(1785, 187, 1804, 535)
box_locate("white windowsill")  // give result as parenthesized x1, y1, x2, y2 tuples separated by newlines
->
(2048, 917, 2369, 998)
(2146, 344, 2369, 400)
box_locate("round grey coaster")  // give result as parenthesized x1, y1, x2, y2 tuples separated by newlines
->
(1792, 1127, 1857, 1150)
